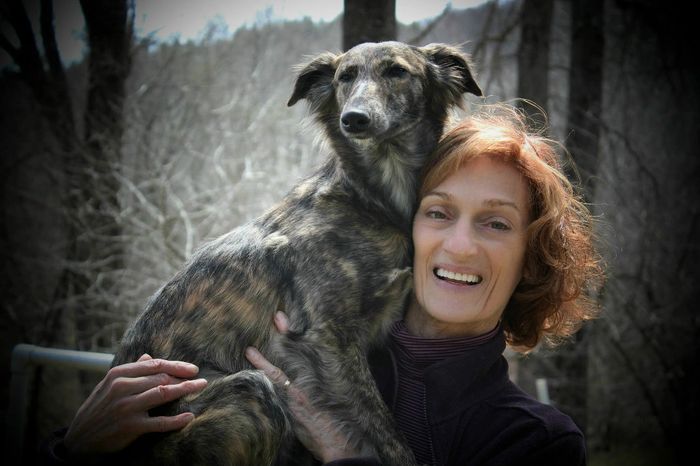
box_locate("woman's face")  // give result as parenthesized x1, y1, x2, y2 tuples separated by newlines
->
(407, 156, 530, 338)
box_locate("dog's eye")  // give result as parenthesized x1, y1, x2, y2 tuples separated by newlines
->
(338, 71, 355, 83)
(386, 65, 408, 78)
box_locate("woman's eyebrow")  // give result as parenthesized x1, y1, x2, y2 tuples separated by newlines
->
(423, 191, 450, 200)
(483, 198, 521, 212)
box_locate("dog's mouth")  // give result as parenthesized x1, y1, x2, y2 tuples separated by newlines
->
(343, 130, 374, 141)
(434, 268, 483, 286)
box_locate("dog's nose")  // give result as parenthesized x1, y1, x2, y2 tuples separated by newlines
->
(341, 110, 371, 133)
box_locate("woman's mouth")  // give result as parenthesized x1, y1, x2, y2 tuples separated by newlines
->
(434, 268, 483, 285)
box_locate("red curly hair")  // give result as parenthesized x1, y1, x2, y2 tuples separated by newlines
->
(419, 104, 604, 350)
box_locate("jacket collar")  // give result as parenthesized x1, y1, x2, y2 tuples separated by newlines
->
(423, 329, 508, 422)
(369, 327, 509, 423)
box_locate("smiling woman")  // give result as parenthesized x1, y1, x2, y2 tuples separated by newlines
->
(410, 105, 604, 348)
(245, 102, 606, 465)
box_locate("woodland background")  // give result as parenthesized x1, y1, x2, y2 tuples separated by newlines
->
(1, 1, 698, 465)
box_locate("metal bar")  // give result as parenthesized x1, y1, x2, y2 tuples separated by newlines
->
(7, 344, 114, 466)
(535, 377, 551, 405)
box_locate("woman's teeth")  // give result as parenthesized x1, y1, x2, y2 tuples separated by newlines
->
(435, 268, 482, 285)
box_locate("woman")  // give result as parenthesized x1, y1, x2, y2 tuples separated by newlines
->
(248, 104, 604, 465)
(43, 104, 603, 465)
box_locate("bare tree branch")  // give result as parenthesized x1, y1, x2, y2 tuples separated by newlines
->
(406, 5, 451, 46)
(3, 0, 46, 84)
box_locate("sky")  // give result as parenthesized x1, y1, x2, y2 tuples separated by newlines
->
(8, 0, 488, 65)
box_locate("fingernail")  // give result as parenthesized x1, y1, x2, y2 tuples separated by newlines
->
(180, 362, 199, 372)
(245, 347, 257, 359)
(193, 378, 208, 388)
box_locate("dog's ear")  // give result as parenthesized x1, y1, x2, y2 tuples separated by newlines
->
(420, 43, 482, 102)
(288, 52, 338, 107)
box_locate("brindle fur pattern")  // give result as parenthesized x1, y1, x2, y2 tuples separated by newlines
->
(113, 41, 481, 465)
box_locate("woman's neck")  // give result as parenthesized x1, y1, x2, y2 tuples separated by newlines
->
(404, 298, 501, 339)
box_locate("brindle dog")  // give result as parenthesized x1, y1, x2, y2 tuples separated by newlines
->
(113, 41, 481, 465)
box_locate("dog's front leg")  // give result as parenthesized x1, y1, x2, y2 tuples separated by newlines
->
(335, 343, 419, 466)
(274, 335, 418, 466)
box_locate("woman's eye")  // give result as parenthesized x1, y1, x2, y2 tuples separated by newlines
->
(426, 210, 447, 220)
(487, 220, 510, 231)
(386, 65, 408, 78)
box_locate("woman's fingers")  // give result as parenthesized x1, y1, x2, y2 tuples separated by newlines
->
(108, 356, 200, 381)
(142, 411, 196, 434)
(103, 357, 202, 399)
(132, 377, 208, 411)
(245, 347, 289, 386)
(274, 311, 290, 334)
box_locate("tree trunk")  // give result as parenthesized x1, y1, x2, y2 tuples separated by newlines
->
(70, 0, 132, 348)
(550, 0, 603, 436)
(343, 0, 396, 51)
(567, 0, 603, 199)
(516, 0, 553, 127)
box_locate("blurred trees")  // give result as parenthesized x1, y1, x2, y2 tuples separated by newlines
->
(1, 0, 133, 459)
(587, 2, 698, 464)
(0, 1, 696, 464)
(0, 0, 133, 350)
(513, 1, 697, 464)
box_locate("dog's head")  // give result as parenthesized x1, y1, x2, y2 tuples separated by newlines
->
(288, 41, 482, 144)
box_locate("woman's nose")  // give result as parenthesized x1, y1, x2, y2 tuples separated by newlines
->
(443, 222, 479, 258)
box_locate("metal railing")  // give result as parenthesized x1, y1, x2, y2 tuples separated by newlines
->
(7, 344, 114, 466)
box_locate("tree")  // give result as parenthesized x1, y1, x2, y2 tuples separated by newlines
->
(567, 0, 603, 199)
(545, 0, 604, 436)
(343, 0, 396, 51)
(515, 0, 604, 436)
(516, 0, 553, 127)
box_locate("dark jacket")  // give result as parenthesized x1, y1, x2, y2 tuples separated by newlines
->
(326, 330, 586, 466)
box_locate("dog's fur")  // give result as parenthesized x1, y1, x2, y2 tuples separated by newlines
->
(113, 41, 481, 465)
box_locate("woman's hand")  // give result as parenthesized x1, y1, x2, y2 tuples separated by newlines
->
(245, 312, 360, 463)
(63, 354, 208, 458)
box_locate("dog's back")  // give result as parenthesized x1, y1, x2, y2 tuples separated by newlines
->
(114, 41, 481, 465)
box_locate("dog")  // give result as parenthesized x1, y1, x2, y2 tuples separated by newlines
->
(113, 41, 481, 465)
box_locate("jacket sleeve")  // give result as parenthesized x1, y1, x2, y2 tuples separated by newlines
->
(39, 428, 120, 466)
(520, 432, 587, 466)
(323, 457, 382, 466)
(39, 428, 74, 465)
